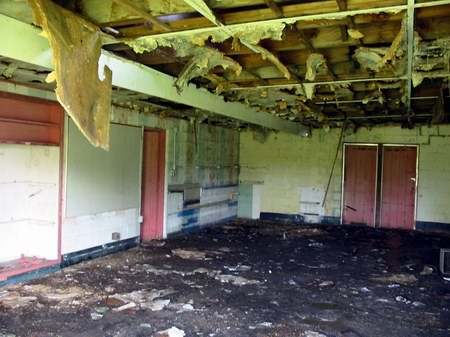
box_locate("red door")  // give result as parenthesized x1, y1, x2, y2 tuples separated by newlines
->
(380, 146, 417, 229)
(342, 145, 378, 227)
(141, 130, 165, 240)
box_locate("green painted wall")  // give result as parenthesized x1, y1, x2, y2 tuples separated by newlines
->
(240, 125, 450, 225)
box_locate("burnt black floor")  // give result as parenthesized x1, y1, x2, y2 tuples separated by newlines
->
(1, 220, 450, 337)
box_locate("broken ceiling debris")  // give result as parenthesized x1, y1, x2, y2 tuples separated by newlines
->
(29, 0, 112, 150)
(128, 22, 289, 90)
(306, 53, 328, 82)
(175, 47, 242, 93)
(355, 16, 406, 74)
(347, 28, 364, 39)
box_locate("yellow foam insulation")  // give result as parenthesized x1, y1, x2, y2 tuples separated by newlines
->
(29, 0, 112, 150)
(130, 22, 286, 52)
(306, 53, 328, 81)
(175, 47, 242, 93)
(347, 28, 364, 39)
(128, 22, 287, 91)
(355, 16, 406, 73)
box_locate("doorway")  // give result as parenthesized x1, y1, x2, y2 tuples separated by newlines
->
(0, 92, 63, 281)
(141, 130, 166, 240)
(342, 144, 418, 230)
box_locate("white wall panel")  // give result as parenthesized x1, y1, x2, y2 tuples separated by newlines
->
(0, 144, 59, 262)
(65, 121, 142, 217)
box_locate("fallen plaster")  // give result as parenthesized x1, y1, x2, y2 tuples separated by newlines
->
(29, 0, 112, 150)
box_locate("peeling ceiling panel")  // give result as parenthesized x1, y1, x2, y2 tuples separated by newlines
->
(29, 0, 112, 150)
(1, 0, 449, 132)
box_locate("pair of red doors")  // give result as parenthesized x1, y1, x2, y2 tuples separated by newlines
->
(342, 144, 417, 230)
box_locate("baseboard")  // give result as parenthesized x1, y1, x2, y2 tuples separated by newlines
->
(260, 212, 340, 225)
(0, 264, 60, 287)
(61, 237, 139, 268)
(167, 215, 238, 238)
(416, 221, 450, 234)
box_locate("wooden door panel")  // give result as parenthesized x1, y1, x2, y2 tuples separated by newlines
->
(342, 145, 377, 227)
(381, 147, 416, 229)
(141, 131, 165, 240)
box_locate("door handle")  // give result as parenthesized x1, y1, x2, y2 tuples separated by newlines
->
(345, 205, 357, 212)
(410, 177, 416, 182)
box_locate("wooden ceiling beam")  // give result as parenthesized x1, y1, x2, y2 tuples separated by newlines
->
(261, 0, 338, 82)
(264, 0, 284, 18)
(111, 0, 172, 32)
(113, 2, 415, 40)
(336, 0, 362, 45)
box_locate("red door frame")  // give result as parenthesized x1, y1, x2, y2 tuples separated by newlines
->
(380, 145, 418, 230)
(341, 144, 378, 227)
(141, 129, 166, 240)
(0, 92, 64, 280)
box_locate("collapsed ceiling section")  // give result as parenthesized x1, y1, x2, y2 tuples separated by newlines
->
(1, 0, 449, 135)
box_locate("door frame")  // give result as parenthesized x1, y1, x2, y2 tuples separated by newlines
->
(379, 144, 419, 230)
(341, 142, 419, 229)
(140, 128, 167, 240)
(0, 92, 63, 280)
(340, 143, 379, 226)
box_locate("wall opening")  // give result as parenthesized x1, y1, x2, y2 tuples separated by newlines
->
(0, 92, 63, 281)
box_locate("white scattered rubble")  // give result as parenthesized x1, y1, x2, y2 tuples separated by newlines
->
(140, 299, 170, 311)
(156, 326, 186, 337)
(215, 274, 261, 286)
(90, 312, 103, 320)
(108, 288, 176, 312)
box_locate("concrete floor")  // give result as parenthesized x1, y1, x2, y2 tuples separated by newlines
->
(0, 220, 450, 337)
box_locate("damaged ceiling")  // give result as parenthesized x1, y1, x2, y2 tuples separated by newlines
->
(1, 0, 449, 138)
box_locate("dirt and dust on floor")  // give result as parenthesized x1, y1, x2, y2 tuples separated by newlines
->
(1, 220, 450, 337)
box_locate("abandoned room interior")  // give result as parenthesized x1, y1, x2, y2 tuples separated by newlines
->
(0, 0, 450, 336)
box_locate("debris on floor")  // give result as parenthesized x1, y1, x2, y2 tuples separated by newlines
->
(215, 274, 261, 286)
(1, 220, 449, 337)
(0, 290, 37, 309)
(171, 248, 206, 260)
(156, 326, 186, 337)
(371, 273, 418, 285)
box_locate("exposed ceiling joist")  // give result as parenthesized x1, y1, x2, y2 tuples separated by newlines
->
(120, 2, 450, 43)
(0, 13, 309, 136)
(335, 0, 362, 45)
(181, 0, 293, 80)
(264, 0, 284, 18)
(111, 0, 172, 31)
